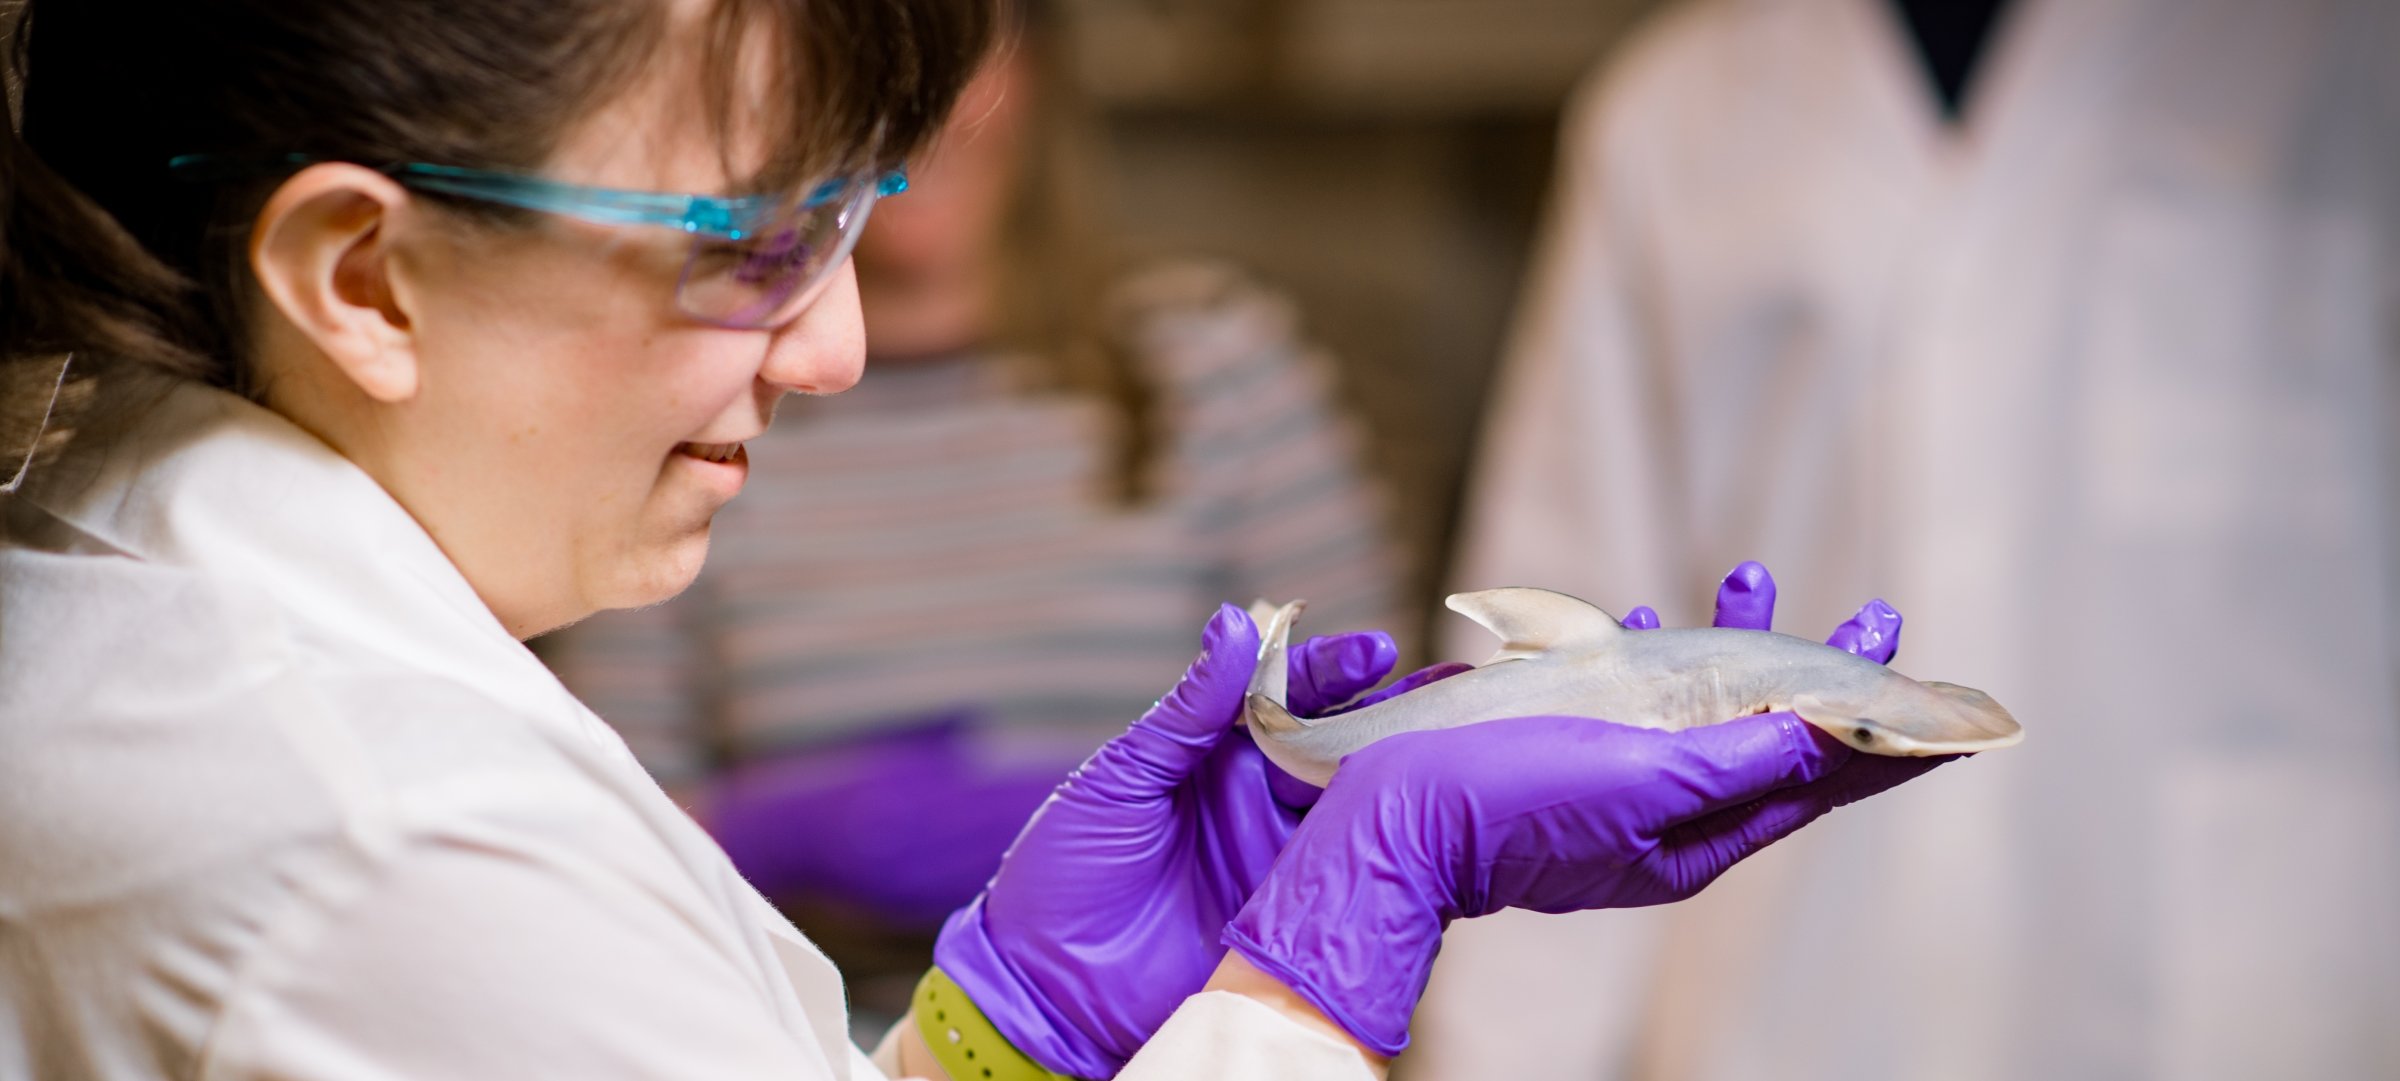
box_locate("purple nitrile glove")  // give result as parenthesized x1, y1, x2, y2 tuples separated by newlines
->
(1703, 559, 1903, 663)
(1221, 562, 1943, 1056)
(1622, 560, 1901, 657)
(1221, 711, 1938, 1056)
(1689, 559, 1935, 893)
(933, 606, 1421, 1079)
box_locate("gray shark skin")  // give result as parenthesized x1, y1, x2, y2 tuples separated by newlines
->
(1244, 587, 2023, 788)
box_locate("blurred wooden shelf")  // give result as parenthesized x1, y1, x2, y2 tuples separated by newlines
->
(1278, 0, 1646, 113)
(1064, 0, 1654, 116)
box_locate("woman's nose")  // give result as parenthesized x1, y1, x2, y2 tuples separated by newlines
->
(758, 260, 867, 396)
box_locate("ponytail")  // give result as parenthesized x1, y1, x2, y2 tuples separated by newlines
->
(2, 2, 210, 483)
(0, 124, 208, 374)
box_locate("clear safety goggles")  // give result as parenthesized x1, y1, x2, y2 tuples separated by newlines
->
(170, 153, 907, 331)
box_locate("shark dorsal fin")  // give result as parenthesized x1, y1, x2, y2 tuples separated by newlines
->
(1445, 587, 1624, 663)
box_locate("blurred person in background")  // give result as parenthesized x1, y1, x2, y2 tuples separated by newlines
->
(541, 0, 1406, 952)
(1417, 0, 2400, 1078)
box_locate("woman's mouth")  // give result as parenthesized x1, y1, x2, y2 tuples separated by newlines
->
(676, 441, 746, 465)
(672, 440, 750, 498)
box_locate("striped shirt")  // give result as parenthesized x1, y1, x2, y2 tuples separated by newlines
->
(542, 263, 1407, 784)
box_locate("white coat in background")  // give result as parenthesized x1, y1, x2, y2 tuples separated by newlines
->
(1416, 0, 2400, 1078)
(0, 380, 1373, 1081)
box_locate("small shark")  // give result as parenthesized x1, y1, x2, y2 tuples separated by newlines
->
(1244, 587, 2023, 788)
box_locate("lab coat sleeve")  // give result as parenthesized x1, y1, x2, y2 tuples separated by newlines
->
(866, 992, 1377, 1081)
(1443, 66, 1693, 661)
(1114, 993, 1379, 1080)
(199, 835, 840, 1081)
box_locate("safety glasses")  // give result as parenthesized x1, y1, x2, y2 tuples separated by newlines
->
(169, 154, 907, 330)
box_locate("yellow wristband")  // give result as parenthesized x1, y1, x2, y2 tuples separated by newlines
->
(912, 967, 1079, 1081)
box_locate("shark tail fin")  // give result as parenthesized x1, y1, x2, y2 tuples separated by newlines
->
(1445, 587, 1624, 664)
(1244, 599, 1306, 712)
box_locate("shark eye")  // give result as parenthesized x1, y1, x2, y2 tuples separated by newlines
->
(1853, 728, 1876, 746)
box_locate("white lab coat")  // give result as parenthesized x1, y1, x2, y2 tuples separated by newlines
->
(1418, 0, 2400, 1078)
(0, 378, 1373, 1081)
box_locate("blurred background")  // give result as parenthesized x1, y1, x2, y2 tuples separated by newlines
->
(1074, 0, 1659, 613)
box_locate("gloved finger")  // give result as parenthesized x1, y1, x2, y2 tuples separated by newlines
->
(1322, 661, 1475, 716)
(1078, 604, 1260, 801)
(1824, 598, 1903, 664)
(1287, 631, 1400, 718)
(1621, 605, 1662, 630)
(1650, 711, 1852, 823)
(1651, 748, 1956, 887)
(1646, 786, 1833, 895)
(1712, 561, 1778, 630)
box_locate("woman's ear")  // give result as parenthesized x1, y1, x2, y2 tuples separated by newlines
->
(248, 163, 422, 403)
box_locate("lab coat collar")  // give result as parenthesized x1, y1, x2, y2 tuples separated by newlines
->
(19, 377, 585, 728)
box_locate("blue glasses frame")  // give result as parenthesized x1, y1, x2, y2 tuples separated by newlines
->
(169, 152, 908, 328)
(166, 153, 907, 241)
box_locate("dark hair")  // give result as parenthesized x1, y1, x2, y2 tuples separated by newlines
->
(0, 0, 993, 407)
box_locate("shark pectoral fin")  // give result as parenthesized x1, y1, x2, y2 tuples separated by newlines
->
(1445, 587, 1624, 663)
(1245, 599, 1307, 708)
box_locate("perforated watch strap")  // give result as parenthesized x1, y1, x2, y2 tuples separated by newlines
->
(912, 967, 1079, 1081)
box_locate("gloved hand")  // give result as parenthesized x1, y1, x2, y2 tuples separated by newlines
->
(1221, 563, 1940, 1057)
(1221, 710, 1938, 1055)
(933, 606, 1426, 1079)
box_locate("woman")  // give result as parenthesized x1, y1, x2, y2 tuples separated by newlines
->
(540, 0, 1408, 935)
(0, 2, 1939, 1079)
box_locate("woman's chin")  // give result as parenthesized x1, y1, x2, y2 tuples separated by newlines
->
(589, 526, 713, 616)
